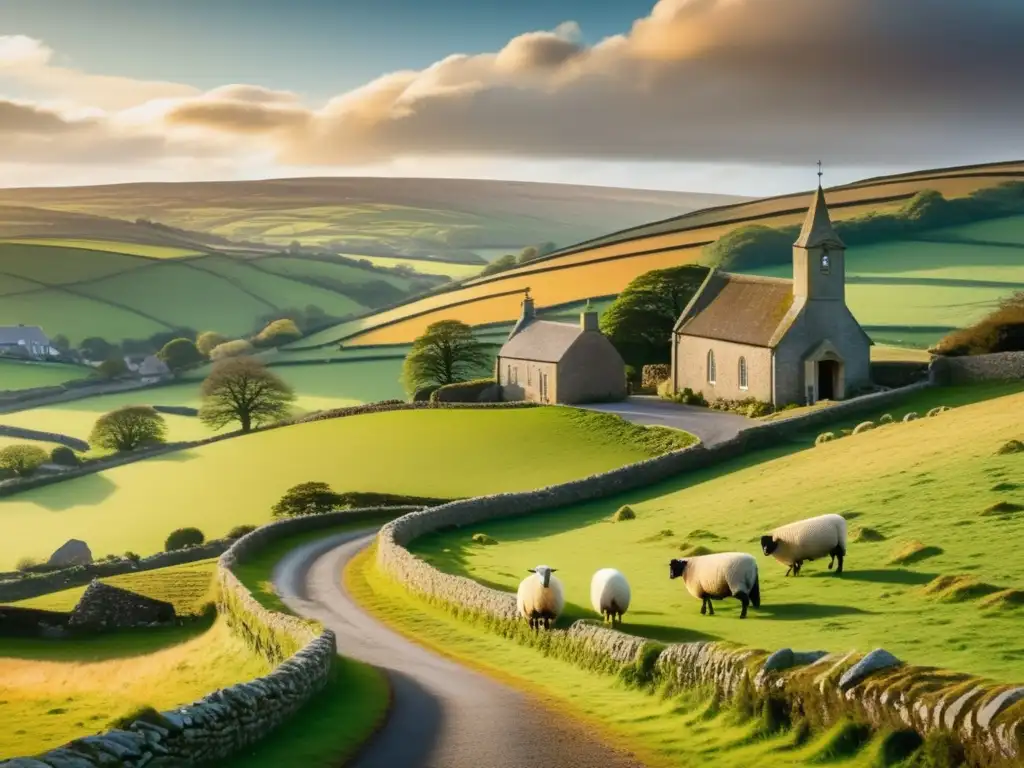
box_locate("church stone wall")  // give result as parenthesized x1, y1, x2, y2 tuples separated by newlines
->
(674, 336, 772, 403)
(500, 359, 557, 403)
(558, 333, 627, 404)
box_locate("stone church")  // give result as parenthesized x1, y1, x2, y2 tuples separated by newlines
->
(670, 184, 871, 406)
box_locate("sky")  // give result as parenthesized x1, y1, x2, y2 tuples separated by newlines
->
(0, 0, 1022, 196)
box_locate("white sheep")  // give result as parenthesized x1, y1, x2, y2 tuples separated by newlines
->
(590, 568, 631, 626)
(669, 553, 760, 618)
(516, 565, 564, 630)
(760, 513, 847, 576)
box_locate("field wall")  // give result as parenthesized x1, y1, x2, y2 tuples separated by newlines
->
(931, 351, 1024, 385)
(376, 401, 1023, 766)
(0, 507, 409, 768)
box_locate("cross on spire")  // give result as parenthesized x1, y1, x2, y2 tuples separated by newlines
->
(817, 160, 823, 186)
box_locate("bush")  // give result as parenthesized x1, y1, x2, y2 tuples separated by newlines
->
(165, 527, 205, 551)
(15, 556, 39, 572)
(996, 439, 1024, 455)
(641, 364, 671, 389)
(613, 505, 636, 521)
(124, 551, 141, 562)
(209, 339, 254, 361)
(430, 378, 500, 403)
(471, 533, 497, 545)
(665, 387, 708, 407)
(926, 406, 950, 417)
(227, 524, 258, 539)
(157, 338, 203, 372)
(852, 421, 876, 435)
(0, 444, 49, 477)
(903, 412, 920, 422)
(413, 384, 441, 402)
(49, 445, 80, 467)
(878, 413, 894, 424)
(196, 331, 229, 357)
(272, 481, 340, 517)
(815, 432, 836, 446)
(253, 318, 303, 348)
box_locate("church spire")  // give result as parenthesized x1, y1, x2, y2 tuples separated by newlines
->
(793, 163, 844, 250)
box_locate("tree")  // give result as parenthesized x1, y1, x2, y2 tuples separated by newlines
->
(0, 444, 49, 477)
(89, 406, 168, 452)
(401, 319, 491, 395)
(80, 337, 116, 362)
(479, 253, 517, 277)
(199, 357, 295, 433)
(165, 527, 205, 551)
(517, 242, 556, 265)
(209, 339, 254, 361)
(272, 481, 340, 517)
(196, 331, 228, 357)
(157, 338, 203, 372)
(253, 318, 302, 348)
(96, 357, 128, 380)
(51, 334, 70, 352)
(600, 265, 710, 368)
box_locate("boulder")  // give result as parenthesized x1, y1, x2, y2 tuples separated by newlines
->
(977, 687, 1024, 729)
(47, 539, 92, 567)
(839, 648, 902, 691)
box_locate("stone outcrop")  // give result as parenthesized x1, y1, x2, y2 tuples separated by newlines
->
(47, 539, 92, 567)
(68, 581, 175, 629)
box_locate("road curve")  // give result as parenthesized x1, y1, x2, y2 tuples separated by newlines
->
(273, 531, 647, 768)
(582, 395, 752, 445)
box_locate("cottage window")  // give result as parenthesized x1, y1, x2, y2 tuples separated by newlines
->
(738, 356, 748, 390)
(507, 364, 511, 384)
(527, 367, 531, 386)
(707, 350, 717, 385)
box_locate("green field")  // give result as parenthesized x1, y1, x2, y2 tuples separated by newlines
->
(254, 255, 416, 290)
(0, 408, 689, 569)
(347, 253, 483, 279)
(0, 360, 89, 391)
(413, 387, 1024, 682)
(0, 239, 203, 259)
(9, 558, 217, 616)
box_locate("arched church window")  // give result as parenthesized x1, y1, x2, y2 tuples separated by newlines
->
(820, 249, 831, 274)
(707, 350, 716, 385)
(738, 356, 748, 390)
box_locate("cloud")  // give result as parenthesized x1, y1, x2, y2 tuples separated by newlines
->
(0, 99, 83, 134)
(162, 0, 1024, 167)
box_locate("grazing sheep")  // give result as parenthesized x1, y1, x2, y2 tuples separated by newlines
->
(761, 513, 848, 577)
(517, 565, 564, 630)
(590, 568, 631, 626)
(668, 553, 760, 618)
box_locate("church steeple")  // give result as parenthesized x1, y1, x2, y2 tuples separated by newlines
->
(794, 174, 844, 250)
(792, 164, 846, 302)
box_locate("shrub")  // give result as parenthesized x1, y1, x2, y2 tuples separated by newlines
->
(903, 412, 920, 422)
(413, 384, 441, 402)
(745, 400, 773, 418)
(852, 421, 876, 435)
(613, 505, 636, 521)
(196, 331, 229, 357)
(165, 527, 205, 551)
(878, 413, 894, 424)
(15, 556, 39, 572)
(157, 338, 203, 372)
(926, 406, 950, 417)
(227, 524, 258, 539)
(471, 533, 497, 545)
(49, 445, 80, 467)
(209, 339, 254, 361)
(272, 481, 340, 517)
(431, 378, 500, 403)
(641, 364, 671, 389)
(253, 318, 303, 348)
(0, 444, 49, 477)
(996, 439, 1024, 455)
(89, 406, 167, 452)
(815, 432, 836, 446)
(124, 551, 141, 562)
(853, 527, 886, 543)
(667, 387, 708, 407)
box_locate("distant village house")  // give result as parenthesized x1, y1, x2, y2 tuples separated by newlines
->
(497, 294, 627, 404)
(670, 183, 871, 406)
(0, 325, 57, 360)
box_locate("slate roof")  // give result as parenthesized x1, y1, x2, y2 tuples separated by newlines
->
(793, 185, 845, 249)
(0, 325, 49, 346)
(499, 320, 583, 363)
(673, 271, 796, 348)
(138, 355, 170, 376)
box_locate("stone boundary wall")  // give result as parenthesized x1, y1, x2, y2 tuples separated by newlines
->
(931, 351, 1024, 386)
(0, 507, 406, 767)
(0, 425, 88, 452)
(376, 402, 1022, 766)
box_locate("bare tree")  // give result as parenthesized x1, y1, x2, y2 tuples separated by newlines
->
(199, 357, 295, 433)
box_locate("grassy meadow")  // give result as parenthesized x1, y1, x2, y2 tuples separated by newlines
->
(0, 360, 89, 391)
(0, 408, 686, 569)
(0, 618, 269, 759)
(412, 387, 1024, 682)
(348, 253, 483, 279)
(0, 239, 203, 259)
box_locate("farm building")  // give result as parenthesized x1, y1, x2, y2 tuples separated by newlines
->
(497, 295, 627, 404)
(137, 355, 171, 383)
(0, 325, 56, 360)
(670, 183, 871, 406)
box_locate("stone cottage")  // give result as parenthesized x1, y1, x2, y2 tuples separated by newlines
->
(670, 183, 871, 406)
(497, 294, 627, 404)
(0, 325, 55, 360)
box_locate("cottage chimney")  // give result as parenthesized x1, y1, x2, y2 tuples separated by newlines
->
(580, 300, 599, 331)
(521, 291, 535, 321)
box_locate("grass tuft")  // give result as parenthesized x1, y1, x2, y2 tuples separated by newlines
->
(678, 543, 715, 557)
(996, 438, 1024, 455)
(853, 421, 876, 435)
(854, 527, 887, 543)
(808, 719, 873, 763)
(989, 482, 1020, 492)
(981, 500, 1024, 516)
(889, 541, 943, 566)
(613, 505, 637, 522)
(815, 432, 837, 446)
(978, 588, 1024, 610)
(878, 414, 895, 425)
(926, 406, 950, 418)
(637, 529, 674, 544)
(923, 574, 1001, 603)
(471, 533, 498, 545)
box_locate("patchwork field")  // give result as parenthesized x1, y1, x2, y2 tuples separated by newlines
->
(413, 386, 1024, 682)
(0, 239, 203, 259)
(0, 618, 269, 759)
(0, 360, 89, 391)
(348, 253, 483, 279)
(0, 408, 689, 569)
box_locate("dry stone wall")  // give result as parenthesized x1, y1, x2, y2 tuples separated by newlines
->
(931, 351, 1024, 385)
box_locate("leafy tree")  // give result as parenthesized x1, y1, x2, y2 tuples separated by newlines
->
(51, 334, 70, 352)
(600, 265, 710, 368)
(96, 357, 128, 380)
(209, 339, 254, 361)
(196, 331, 228, 357)
(80, 337, 116, 362)
(89, 405, 168, 452)
(479, 253, 517, 277)
(0, 444, 49, 477)
(149, 328, 198, 352)
(253, 318, 302, 348)
(272, 481, 340, 517)
(702, 225, 794, 271)
(157, 338, 203, 372)
(401, 319, 491, 395)
(165, 527, 205, 551)
(517, 242, 556, 265)
(199, 357, 295, 433)
(49, 445, 80, 467)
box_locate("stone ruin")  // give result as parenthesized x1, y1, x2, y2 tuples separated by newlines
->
(68, 580, 175, 630)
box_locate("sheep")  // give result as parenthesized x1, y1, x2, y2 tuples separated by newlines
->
(516, 565, 564, 631)
(761, 513, 847, 577)
(590, 568, 631, 626)
(668, 553, 760, 618)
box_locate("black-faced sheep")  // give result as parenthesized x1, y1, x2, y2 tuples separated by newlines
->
(669, 553, 760, 618)
(761, 513, 847, 576)
(516, 565, 564, 630)
(590, 568, 631, 626)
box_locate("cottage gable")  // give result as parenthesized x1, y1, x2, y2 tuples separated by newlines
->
(673, 272, 794, 348)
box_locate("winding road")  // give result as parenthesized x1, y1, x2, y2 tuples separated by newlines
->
(273, 531, 647, 768)
(582, 395, 753, 445)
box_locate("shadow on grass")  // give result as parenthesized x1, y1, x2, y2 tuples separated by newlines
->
(0, 617, 213, 662)
(27, 472, 118, 511)
(810, 569, 937, 585)
(754, 602, 873, 620)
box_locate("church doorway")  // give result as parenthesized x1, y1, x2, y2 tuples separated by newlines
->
(817, 359, 839, 400)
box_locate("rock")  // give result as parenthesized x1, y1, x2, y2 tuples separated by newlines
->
(47, 539, 92, 567)
(0, 759, 52, 767)
(945, 686, 985, 730)
(839, 648, 902, 691)
(763, 648, 794, 672)
(977, 687, 1024, 729)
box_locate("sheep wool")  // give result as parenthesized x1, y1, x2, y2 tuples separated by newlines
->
(590, 568, 631, 625)
(669, 553, 760, 618)
(761, 513, 847, 576)
(516, 565, 565, 630)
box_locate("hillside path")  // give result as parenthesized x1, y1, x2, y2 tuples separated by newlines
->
(581, 395, 752, 445)
(273, 531, 647, 768)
